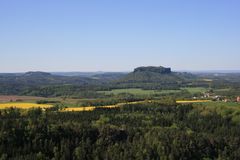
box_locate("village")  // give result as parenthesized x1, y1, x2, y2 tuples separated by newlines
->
(200, 90, 240, 103)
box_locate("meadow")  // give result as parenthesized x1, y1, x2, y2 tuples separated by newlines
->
(98, 87, 207, 96)
(181, 87, 207, 94)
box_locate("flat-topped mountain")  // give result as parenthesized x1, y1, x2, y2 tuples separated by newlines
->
(117, 66, 195, 89)
(134, 66, 171, 74)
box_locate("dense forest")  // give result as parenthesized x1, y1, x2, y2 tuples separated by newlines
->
(1, 102, 240, 159)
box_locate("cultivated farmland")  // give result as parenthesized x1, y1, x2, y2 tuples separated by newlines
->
(0, 102, 52, 109)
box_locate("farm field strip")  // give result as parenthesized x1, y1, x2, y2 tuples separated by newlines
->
(176, 100, 212, 103)
(180, 87, 207, 94)
(0, 103, 53, 109)
(0, 99, 235, 112)
(62, 100, 147, 112)
(63, 99, 215, 112)
(0, 95, 45, 103)
(63, 106, 96, 111)
(98, 87, 207, 95)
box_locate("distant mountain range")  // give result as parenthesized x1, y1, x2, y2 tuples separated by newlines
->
(0, 66, 240, 96)
(1, 69, 240, 76)
(176, 70, 240, 74)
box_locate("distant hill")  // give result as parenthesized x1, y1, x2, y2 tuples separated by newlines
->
(134, 66, 171, 74)
(108, 66, 196, 90)
(92, 72, 127, 80)
(24, 71, 52, 77)
(0, 71, 102, 95)
(118, 66, 194, 83)
(52, 72, 128, 80)
(51, 72, 105, 77)
(0, 71, 131, 96)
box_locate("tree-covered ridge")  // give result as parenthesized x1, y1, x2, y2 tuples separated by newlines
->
(0, 72, 102, 95)
(23, 71, 52, 77)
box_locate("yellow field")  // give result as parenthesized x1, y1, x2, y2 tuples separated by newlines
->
(176, 100, 212, 103)
(0, 103, 53, 109)
(62, 101, 147, 112)
(62, 105, 120, 112)
(102, 105, 119, 109)
(63, 106, 95, 111)
(202, 79, 213, 82)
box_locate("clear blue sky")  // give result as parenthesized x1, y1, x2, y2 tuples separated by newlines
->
(0, 0, 240, 72)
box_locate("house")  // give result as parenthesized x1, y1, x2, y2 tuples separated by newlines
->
(237, 96, 240, 102)
(213, 95, 222, 101)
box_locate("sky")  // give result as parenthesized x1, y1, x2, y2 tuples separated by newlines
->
(0, 0, 240, 72)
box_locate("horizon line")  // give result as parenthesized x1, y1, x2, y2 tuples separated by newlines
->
(1, 69, 240, 74)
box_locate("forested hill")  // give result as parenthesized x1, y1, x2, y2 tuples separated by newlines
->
(24, 71, 52, 77)
(0, 71, 100, 85)
(0, 71, 128, 96)
(0, 72, 102, 95)
(134, 66, 172, 74)
(116, 66, 195, 89)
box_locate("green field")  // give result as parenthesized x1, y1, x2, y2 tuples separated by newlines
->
(98, 88, 182, 95)
(98, 87, 207, 95)
(214, 88, 231, 92)
(181, 87, 207, 94)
